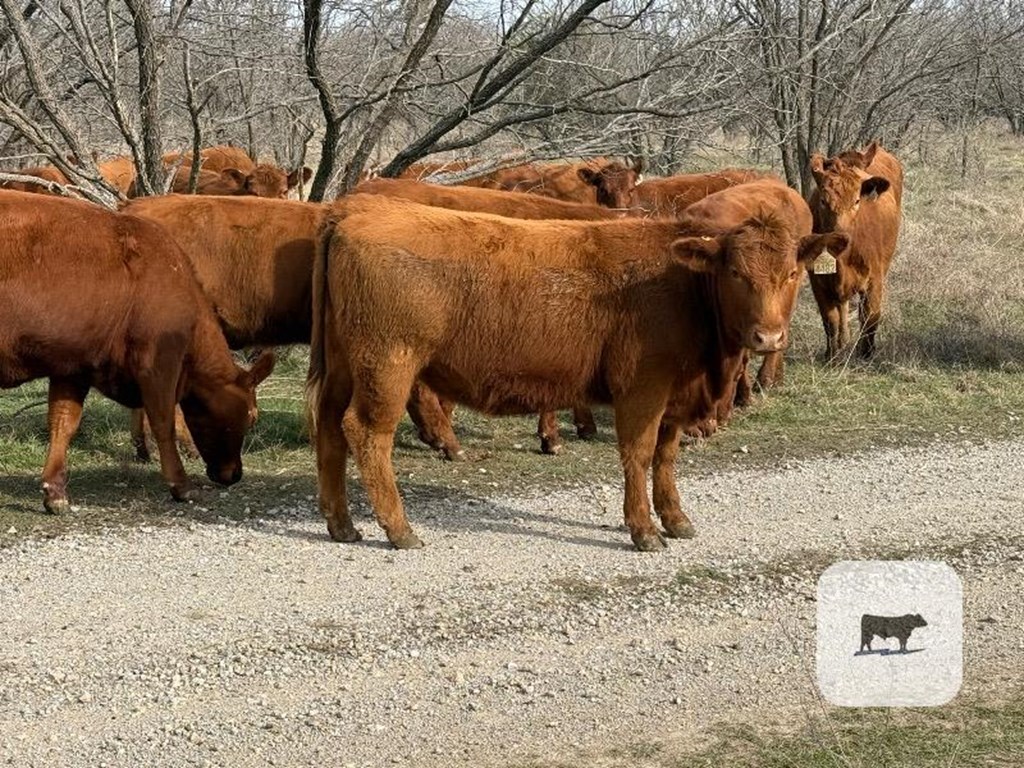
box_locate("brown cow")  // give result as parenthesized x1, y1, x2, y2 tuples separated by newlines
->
(307, 194, 845, 551)
(631, 168, 777, 218)
(352, 177, 623, 452)
(0, 191, 274, 511)
(167, 145, 313, 198)
(459, 157, 642, 209)
(0, 165, 70, 195)
(121, 195, 460, 461)
(808, 141, 903, 358)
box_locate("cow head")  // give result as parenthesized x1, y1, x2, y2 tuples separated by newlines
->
(577, 157, 642, 209)
(673, 216, 850, 354)
(179, 350, 276, 486)
(909, 613, 928, 628)
(809, 150, 890, 234)
(241, 165, 312, 198)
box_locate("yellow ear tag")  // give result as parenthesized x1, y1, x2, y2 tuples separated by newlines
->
(700, 236, 714, 241)
(813, 249, 837, 275)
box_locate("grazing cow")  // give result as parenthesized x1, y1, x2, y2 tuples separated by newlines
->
(121, 195, 460, 461)
(459, 157, 642, 209)
(631, 169, 776, 218)
(860, 613, 927, 653)
(808, 141, 903, 358)
(307, 194, 845, 551)
(0, 165, 70, 195)
(0, 191, 273, 511)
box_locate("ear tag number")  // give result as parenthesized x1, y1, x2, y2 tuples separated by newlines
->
(813, 250, 837, 275)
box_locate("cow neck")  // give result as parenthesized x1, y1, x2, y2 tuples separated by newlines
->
(186, 307, 239, 391)
(695, 270, 743, 399)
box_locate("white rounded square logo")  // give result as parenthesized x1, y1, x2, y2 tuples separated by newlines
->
(817, 561, 962, 707)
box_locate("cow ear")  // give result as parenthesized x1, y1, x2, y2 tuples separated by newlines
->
(861, 141, 879, 167)
(809, 154, 826, 175)
(246, 349, 276, 387)
(860, 176, 889, 201)
(629, 155, 644, 174)
(222, 168, 247, 186)
(577, 167, 600, 187)
(288, 166, 313, 188)
(671, 236, 722, 273)
(798, 232, 850, 265)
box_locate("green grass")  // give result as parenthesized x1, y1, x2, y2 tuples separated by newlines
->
(675, 698, 1024, 768)
(512, 697, 1024, 767)
(3, 354, 1024, 546)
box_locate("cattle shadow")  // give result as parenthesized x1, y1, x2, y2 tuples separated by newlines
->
(853, 648, 925, 657)
(0, 466, 632, 552)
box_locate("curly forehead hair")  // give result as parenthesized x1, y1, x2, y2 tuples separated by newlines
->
(249, 164, 286, 190)
(731, 209, 793, 254)
(814, 159, 863, 212)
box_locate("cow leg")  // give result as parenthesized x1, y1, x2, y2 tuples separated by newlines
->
(138, 375, 195, 502)
(315, 371, 362, 543)
(614, 394, 668, 552)
(856, 284, 884, 359)
(810, 277, 845, 360)
(344, 366, 423, 549)
(898, 635, 908, 653)
(40, 377, 90, 514)
(574, 406, 597, 440)
(756, 351, 785, 390)
(129, 408, 151, 463)
(537, 411, 562, 455)
(407, 381, 464, 461)
(173, 406, 198, 458)
(652, 421, 695, 539)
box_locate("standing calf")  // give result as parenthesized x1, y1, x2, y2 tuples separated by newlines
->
(307, 193, 845, 551)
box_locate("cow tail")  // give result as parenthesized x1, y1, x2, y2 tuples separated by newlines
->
(305, 209, 339, 439)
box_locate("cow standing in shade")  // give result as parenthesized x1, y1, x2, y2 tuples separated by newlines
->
(0, 191, 273, 511)
(808, 141, 903, 359)
(307, 193, 846, 551)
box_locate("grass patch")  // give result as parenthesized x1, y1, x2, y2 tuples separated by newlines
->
(680, 698, 1024, 768)
(3, 358, 1024, 546)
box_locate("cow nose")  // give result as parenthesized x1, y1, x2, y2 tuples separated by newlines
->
(753, 329, 785, 351)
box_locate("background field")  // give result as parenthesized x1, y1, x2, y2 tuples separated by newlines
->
(2, 130, 1024, 766)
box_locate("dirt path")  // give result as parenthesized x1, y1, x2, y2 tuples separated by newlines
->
(1, 439, 1022, 767)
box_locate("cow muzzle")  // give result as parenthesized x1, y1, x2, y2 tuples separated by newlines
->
(208, 463, 243, 486)
(750, 328, 786, 354)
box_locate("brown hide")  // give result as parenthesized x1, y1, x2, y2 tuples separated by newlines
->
(350, 177, 620, 453)
(352, 178, 621, 220)
(808, 141, 903, 358)
(631, 169, 778, 218)
(122, 195, 461, 460)
(122, 195, 326, 347)
(308, 194, 844, 551)
(458, 158, 641, 209)
(0, 165, 69, 195)
(0, 190, 269, 509)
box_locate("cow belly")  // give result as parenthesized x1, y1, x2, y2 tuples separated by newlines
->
(420, 359, 595, 416)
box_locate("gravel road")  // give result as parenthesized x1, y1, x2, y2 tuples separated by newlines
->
(1, 439, 1022, 767)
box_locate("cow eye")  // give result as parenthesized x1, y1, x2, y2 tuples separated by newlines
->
(729, 267, 742, 279)
(787, 269, 799, 281)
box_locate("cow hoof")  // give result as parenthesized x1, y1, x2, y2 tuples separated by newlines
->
(632, 530, 667, 552)
(133, 450, 152, 464)
(327, 521, 363, 543)
(171, 485, 199, 503)
(662, 518, 696, 539)
(576, 425, 598, 441)
(390, 531, 424, 550)
(43, 496, 70, 515)
(443, 448, 467, 462)
(540, 439, 562, 456)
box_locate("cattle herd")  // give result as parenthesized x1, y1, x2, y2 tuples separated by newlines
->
(0, 142, 903, 552)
